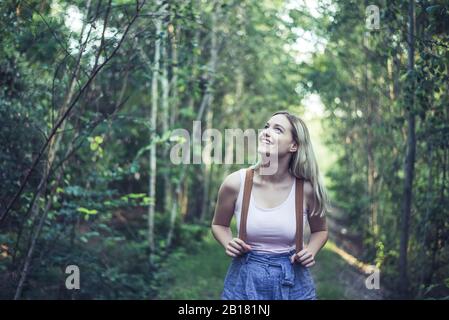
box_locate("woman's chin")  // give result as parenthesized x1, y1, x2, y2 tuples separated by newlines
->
(257, 145, 278, 156)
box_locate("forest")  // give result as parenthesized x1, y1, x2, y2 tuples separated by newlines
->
(0, 0, 448, 299)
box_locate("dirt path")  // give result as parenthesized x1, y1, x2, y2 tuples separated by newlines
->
(156, 226, 385, 300)
(319, 208, 386, 299)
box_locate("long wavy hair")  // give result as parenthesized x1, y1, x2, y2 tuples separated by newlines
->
(253, 110, 330, 217)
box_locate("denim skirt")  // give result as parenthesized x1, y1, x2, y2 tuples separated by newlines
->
(221, 249, 317, 300)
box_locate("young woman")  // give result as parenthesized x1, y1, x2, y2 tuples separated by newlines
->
(211, 110, 330, 300)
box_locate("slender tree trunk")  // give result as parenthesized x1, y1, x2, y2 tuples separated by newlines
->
(363, 29, 379, 243)
(367, 102, 378, 240)
(14, 136, 76, 299)
(200, 108, 213, 222)
(161, 10, 171, 216)
(399, 0, 416, 298)
(13, 0, 93, 299)
(167, 0, 219, 240)
(417, 141, 433, 298)
(170, 24, 179, 128)
(148, 0, 165, 262)
(165, 23, 179, 248)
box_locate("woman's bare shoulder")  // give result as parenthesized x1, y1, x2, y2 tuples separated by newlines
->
(303, 179, 315, 210)
(219, 169, 242, 196)
(212, 169, 243, 226)
(303, 179, 313, 196)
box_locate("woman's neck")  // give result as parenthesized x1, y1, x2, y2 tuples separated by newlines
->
(255, 155, 293, 185)
(254, 166, 293, 184)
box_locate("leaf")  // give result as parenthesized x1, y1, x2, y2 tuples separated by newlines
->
(130, 162, 139, 173)
(77, 207, 98, 215)
(142, 197, 151, 205)
(90, 142, 99, 151)
(94, 136, 104, 144)
(128, 193, 146, 199)
(426, 5, 441, 14)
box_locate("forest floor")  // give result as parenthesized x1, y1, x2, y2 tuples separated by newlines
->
(155, 225, 385, 300)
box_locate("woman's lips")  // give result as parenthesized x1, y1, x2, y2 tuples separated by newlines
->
(261, 138, 272, 145)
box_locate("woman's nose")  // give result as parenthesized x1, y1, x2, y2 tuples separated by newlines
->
(262, 127, 271, 137)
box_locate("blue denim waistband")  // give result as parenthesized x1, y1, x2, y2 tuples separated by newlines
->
(243, 249, 297, 259)
(240, 249, 297, 288)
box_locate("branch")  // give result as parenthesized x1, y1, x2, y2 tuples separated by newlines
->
(0, 0, 146, 226)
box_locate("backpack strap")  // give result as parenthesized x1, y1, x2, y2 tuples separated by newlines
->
(238, 167, 305, 254)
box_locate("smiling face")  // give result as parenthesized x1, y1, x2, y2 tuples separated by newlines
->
(257, 114, 298, 157)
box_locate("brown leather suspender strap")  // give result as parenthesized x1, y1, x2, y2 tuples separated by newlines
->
(238, 168, 254, 243)
(295, 178, 304, 253)
(238, 167, 304, 254)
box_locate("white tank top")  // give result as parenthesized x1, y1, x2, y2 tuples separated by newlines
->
(234, 168, 308, 254)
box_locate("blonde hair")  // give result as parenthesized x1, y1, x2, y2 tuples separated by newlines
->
(254, 110, 330, 217)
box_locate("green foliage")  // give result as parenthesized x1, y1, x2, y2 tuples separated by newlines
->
(300, 0, 449, 298)
(1, 0, 448, 300)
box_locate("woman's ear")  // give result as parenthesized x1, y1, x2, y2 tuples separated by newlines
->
(290, 143, 298, 152)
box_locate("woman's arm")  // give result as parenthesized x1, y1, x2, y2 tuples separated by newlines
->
(294, 231, 328, 267)
(306, 231, 328, 257)
(211, 171, 252, 257)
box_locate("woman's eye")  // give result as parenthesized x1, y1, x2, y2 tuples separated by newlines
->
(263, 125, 281, 133)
